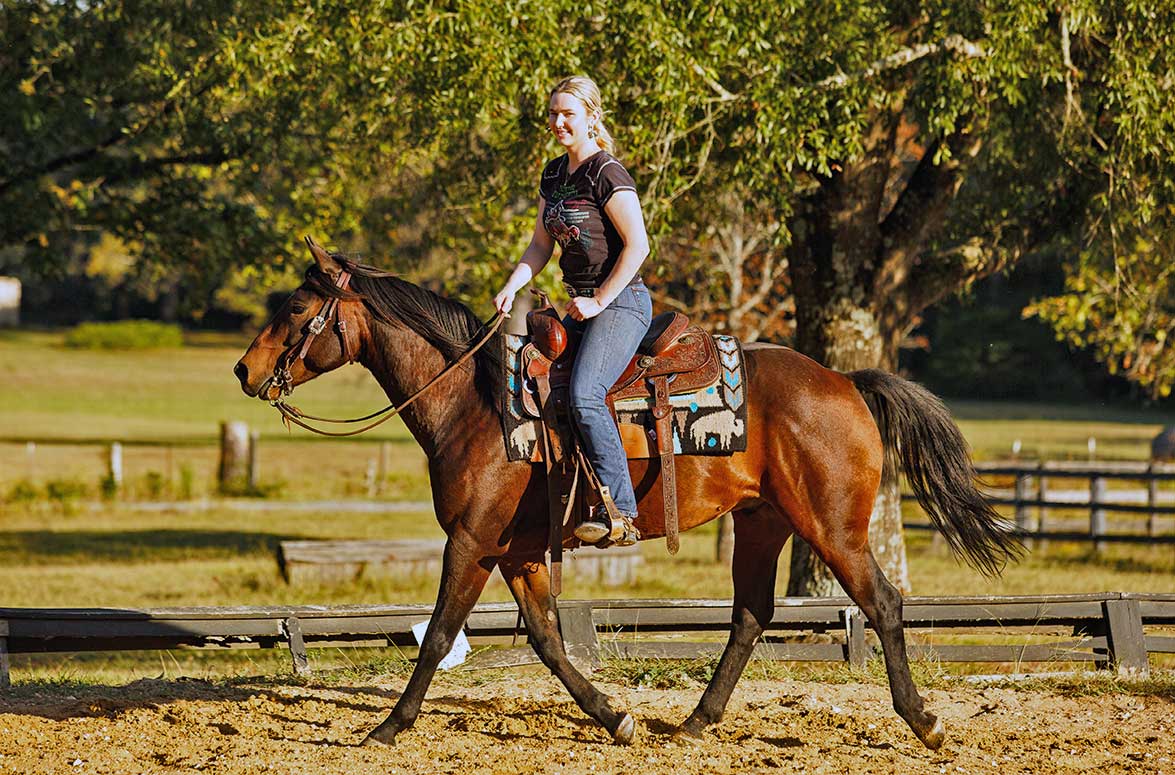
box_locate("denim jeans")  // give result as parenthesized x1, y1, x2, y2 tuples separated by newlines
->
(564, 284, 653, 518)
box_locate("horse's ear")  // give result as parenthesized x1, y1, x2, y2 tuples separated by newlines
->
(304, 235, 342, 275)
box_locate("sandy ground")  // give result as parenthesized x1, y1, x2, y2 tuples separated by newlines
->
(0, 671, 1171, 775)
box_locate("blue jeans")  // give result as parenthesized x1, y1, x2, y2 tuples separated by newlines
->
(564, 284, 653, 518)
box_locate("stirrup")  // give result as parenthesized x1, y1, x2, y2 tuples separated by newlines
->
(575, 487, 620, 544)
(607, 515, 641, 547)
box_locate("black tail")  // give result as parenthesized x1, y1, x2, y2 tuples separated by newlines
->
(849, 369, 1023, 577)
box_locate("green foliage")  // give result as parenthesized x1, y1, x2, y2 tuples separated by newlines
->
(178, 464, 195, 501)
(5, 1, 1175, 395)
(98, 474, 118, 501)
(6, 479, 39, 505)
(1028, 233, 1175, 399)
(44, 477, 89, 514)
(63, 320, 183, 350)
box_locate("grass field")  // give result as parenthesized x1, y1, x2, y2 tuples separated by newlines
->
(2, 328, 1173, 683)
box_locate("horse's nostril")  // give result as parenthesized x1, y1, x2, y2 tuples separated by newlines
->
(234, 361, 249, 384)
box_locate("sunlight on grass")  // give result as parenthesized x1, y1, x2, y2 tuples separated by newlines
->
(3, 331, 1174, 690)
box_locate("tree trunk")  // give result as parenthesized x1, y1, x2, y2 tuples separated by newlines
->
(785, 173, 912, 596)
(715, 513, 735, 565)
(784, 303, 911, 596)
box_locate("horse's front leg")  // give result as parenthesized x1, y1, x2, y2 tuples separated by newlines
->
(362, 532, 495, 746)
(499, 553, 636, 744)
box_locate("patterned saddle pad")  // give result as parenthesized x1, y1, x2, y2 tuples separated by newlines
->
(500, 333, 748, 462)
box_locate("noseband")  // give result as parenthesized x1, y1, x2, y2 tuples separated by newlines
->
(259, 270, 353, 401)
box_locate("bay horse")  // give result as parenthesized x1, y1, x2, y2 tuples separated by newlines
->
(234, 238, 1020, 750)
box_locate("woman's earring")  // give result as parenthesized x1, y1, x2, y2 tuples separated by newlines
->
(588, 125, 598, 139)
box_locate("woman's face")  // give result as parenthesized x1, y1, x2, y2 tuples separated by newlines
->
(548, 91, 596, 152)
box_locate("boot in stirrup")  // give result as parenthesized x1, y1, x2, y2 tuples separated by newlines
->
(573, 503, 612, 544)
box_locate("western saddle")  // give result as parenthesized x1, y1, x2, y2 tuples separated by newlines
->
(521, 291, 721, 594)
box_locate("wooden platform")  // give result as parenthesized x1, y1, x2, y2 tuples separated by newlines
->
(277, 539, 642, 587)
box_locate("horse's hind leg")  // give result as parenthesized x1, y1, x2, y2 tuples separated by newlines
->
(499, 553, 635, 744)
(362, 532, 494, 746)
(676, 505, 790, 741)
(814, 533, 945, 750)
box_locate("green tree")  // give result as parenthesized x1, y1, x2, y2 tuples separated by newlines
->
(8, 2, 1175, 594)
(0, 0, 370, 301)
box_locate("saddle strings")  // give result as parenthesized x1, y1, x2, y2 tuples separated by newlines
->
(272, 311, 507, 438)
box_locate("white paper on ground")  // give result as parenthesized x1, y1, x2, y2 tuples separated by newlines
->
(411, 619, 471, 670)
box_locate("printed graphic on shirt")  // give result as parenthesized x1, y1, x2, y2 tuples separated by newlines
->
(543, 183, 593, 250)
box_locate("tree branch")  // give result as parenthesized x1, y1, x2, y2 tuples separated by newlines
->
(812, 34, 988, 90)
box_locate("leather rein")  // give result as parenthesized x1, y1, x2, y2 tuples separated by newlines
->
(259, 270, 506, 438)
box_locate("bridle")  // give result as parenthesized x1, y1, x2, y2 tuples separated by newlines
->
(256, 269, 506, 438)
(257, 269, 354, 402)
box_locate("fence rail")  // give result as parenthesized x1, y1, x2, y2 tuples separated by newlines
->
(903, 461, 1175, 547)
(2, 593, 1172, 687)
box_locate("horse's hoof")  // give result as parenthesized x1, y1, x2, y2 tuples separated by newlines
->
(916, 717, 946, 750)
(670, 728, 704, 746)
(360, 726, 396, 747)
(611, 713, 636, 745)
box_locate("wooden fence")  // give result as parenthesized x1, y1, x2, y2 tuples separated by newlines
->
(2, 593, 1172, 687)
(904, 461, 1175, 547)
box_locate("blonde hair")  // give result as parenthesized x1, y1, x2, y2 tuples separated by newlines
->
(550, 75, 615, 155)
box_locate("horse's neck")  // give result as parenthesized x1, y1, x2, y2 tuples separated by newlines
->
(359, 320, 487, 458)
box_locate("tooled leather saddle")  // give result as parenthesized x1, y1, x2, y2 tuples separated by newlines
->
(522, 291, 721, 594)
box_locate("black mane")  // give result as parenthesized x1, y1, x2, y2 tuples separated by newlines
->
(305, 257, 504, 414)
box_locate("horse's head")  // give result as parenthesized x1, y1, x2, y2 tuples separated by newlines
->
(234, 236, 364, 400)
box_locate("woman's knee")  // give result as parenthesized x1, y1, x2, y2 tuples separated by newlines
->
(568, 376, 608, 414)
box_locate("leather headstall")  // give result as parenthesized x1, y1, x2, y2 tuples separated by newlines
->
(263, 270, 353, 400)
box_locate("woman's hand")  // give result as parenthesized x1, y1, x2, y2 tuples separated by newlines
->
(567, 296, 605, 321)
(493, 289, 516, 315)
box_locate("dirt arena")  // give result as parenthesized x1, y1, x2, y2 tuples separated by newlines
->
(1, 671, 1170, 774)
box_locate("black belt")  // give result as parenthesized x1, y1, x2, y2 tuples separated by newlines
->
(564, 279, 644, 298)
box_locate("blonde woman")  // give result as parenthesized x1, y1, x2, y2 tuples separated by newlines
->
(494, 75, 651, 545)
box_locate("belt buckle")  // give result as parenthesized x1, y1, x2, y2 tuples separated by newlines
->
(564, 284, 594, 298)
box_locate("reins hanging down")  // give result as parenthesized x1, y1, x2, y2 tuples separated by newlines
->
(270, 310, 506, 438)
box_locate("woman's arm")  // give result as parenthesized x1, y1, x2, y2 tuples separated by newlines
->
(494, 197, 556, 314)
(567, 190, 649, 321)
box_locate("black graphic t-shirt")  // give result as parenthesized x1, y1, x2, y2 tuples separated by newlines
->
(538, 151, 638, 288)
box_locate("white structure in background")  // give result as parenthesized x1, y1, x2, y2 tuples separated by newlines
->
(0, 277, 19, 326)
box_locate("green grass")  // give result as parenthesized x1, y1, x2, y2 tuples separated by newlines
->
(2, 328, 1174, 685)
(63, 319, 184, 350)
(0, 503, 1170, 610)
(0, 329, 411, 444)
(948, 399, 1175, 461)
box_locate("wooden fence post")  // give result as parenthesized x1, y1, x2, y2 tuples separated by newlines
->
(716, 513, 735, 565)
(1146, 463, 1159, 537)
(1102, 599, 1149, 677)
(107, 442, 123, 493)
(218, 421, 251, 492)
(1089, 475, 1106, 552)
(377, 442, 390, 496)
(1014, 471, 1033, 541)
(558, 602, 600, 673)
(0, 619, 9, 688)
(283, 617, 310, 676)
(842, 606, 868, 669)
(1036, 461, 1049, 549)
(247, 431, 260, 491)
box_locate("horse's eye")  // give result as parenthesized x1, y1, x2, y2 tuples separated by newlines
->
(290, 302, 308, 314)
